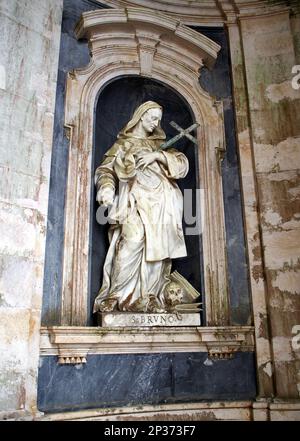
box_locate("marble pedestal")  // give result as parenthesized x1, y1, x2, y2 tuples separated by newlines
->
(98, 312, 201, 327)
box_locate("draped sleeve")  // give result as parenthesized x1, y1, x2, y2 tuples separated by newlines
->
(94, 142, 121, 202)
(94, 140, 139, 205)
(113, 141, 137, 181)
(161, 148, 189, 179)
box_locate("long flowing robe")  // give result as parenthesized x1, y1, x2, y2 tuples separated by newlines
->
(93, 102, 189, 313)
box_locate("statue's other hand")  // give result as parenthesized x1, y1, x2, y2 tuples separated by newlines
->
(101, 195, 114, 206)
(97, 187, 114, 206)
(136, 152, 159, 170)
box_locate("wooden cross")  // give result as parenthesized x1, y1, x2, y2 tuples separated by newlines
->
(160, 121, 200, 150)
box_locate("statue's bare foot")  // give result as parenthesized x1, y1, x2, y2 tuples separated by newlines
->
(98, 298, 118, 312)
(130, 297, 149, 313)
(147, 295, 164, 313)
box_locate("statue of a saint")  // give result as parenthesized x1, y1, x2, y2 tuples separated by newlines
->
(93, 101, 198, 314)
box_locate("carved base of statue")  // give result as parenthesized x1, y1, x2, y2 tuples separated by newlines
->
(98, 312, 201, 327)
(96, 270, 202, 317)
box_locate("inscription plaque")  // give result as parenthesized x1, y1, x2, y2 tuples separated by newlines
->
(99, 313, 201, 327)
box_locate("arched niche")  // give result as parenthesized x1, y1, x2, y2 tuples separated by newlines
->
(89, 75, 204, 325)
(61, 8, 229, 327)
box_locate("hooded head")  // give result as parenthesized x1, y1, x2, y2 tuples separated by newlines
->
(118, 101, 166, 141)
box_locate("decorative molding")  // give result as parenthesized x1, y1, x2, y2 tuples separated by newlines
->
(38, 399, 300, 421)
(96, 0, 225, 27)
(39, 400, 254, 421)
(61, 8, 229, 327)
(74, 8, 220, 69)
(94, 1, 293, 26)
(58, 356, 87, 365)
(208, 349, 235, 360)
(40, 326, 255, 361)
(252, 400, 300, 421)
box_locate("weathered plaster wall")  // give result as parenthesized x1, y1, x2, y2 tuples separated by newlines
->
(291, 14, 300, 63)
(239, 11, 300, 399)
(227, 19, 274, 400)
(0, 0, 63, 417)
(42, 0, 106, 326)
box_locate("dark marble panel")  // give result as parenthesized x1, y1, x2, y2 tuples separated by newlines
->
(41, 69, 70, 324)
(196, 27, 252, 325)
(38, 352, 257, 413)
(173, 352, 256, 401)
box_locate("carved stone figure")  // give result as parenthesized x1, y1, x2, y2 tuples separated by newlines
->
(164, 282, 184, 310)
(93, 101, 197, 314)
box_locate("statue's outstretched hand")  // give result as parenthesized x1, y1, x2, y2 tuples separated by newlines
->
(97, 186, 114, 206)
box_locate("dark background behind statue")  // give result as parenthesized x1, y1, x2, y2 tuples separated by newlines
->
(90, 77, 203, 324)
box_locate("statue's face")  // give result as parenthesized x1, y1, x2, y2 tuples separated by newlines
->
(140, 108, 162, 134)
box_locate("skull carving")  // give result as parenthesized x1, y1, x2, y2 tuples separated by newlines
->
(165, 282, 184, 310)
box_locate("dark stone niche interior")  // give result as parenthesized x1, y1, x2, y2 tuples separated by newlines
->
(89, 76, 204, 325)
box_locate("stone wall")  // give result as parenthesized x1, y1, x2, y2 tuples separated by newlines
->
(239, 10, 300, 400)
(0, 0, 63, 418)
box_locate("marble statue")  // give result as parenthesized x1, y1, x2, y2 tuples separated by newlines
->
(93, 101, 200, 314)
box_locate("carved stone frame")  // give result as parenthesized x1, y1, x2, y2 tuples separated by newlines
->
(60, 8, 229, 327)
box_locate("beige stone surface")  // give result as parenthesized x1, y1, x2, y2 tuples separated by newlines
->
(257, 171, 300, 228)
(0, 0, 63, 415)
(40, 400, 253, 421)
(255, 138, 300, 173)
(263, 229, 300, 270)
(240, 9, 300, 400)
(270, 410, 300, 421)
(0, 255, 43, 309)
(39, 398, 300, 421)
(227, 20, 275, 398)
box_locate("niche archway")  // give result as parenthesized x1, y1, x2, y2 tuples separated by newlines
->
(61, 8, 229, 326)
(89, 76, 204, 324)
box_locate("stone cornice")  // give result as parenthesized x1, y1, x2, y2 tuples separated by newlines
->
(96, 0, 225, 26)
(40, 400, 254, 421)
(94, 0, 294, 26)
(75, 8, 220, 69)
(40, 326, 255, 363)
